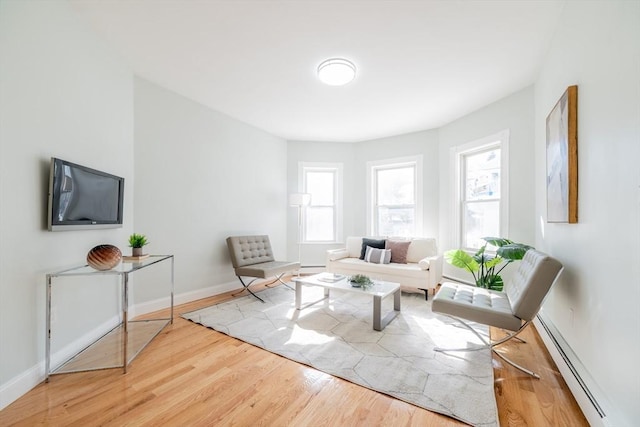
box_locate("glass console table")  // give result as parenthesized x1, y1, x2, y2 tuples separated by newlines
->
(45, 255, 174, 381)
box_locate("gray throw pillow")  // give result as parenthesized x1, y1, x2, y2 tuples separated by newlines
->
(364, 246, 392, 264)
(360, 238, 386, 259)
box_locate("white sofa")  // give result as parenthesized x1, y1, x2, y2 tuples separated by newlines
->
(326, 236, 443, 298)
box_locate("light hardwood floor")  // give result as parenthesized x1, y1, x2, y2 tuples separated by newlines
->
(0, 283, 588, 426)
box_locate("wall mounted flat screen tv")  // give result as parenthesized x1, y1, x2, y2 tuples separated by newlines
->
(48, 157, 124, 231)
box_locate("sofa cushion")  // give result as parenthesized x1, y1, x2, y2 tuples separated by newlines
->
(346, 237, 364, 258)
(364, 247, 391, 264)
(331, 258, 426, 280)
(385, 240, 411, 264)
(360, 238, 386, 259)
(406, 238, 438, 263)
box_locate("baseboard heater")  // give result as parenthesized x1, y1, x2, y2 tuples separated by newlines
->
(441, 274, 474, 285)
(427, 275, 610, 424)
(535, 313, 611, 426)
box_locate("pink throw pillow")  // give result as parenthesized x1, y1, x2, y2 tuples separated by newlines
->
(385, 240, 411, 264)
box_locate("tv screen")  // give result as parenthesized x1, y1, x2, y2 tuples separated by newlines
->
(48, 158, 124, 231)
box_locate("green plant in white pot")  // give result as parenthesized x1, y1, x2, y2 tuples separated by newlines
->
(350, 274, 373, 288)
(444, 237, 532, 291)
(128, 233, 149, 257)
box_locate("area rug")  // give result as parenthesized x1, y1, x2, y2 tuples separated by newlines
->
(182, 285, 497, 426)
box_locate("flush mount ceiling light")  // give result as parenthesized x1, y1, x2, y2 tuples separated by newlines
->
(317, 58, 356, 86)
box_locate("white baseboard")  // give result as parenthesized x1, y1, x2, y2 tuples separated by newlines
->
(50, 315, 121, 372)
(0, 280, 238, 411)
(0, 314, 120, 411)
(533, 314, 614, 427)
(130, 280, 238, 318)
(0, 362, 42, 411)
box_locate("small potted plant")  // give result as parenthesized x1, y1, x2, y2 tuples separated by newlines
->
(128, 233, 149, 257)
(350, 274, 373, 288)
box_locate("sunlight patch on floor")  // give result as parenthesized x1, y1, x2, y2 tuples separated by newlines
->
(284, 324, 335, 346)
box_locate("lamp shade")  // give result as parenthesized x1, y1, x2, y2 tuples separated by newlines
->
(289, 193, 311, 207)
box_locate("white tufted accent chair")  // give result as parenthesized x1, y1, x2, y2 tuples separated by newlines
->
(432, 249, 563, 378)
(226, 235, 300, 302)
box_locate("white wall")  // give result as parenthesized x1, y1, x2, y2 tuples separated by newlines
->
(0, 0, 134, 408)
(287, 129, 439, 266)
(438, 86, 536, 280)
(533, 1, 640, 425)
(134, 78, 288, 300)
(0, 4, 288, 408)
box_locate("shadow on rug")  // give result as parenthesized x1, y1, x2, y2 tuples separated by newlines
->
(182, 285, 497, 426)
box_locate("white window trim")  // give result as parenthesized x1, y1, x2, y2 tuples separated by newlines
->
(366, 155, 423, 236)
(298, 161, 343, 243)
(450, 130, 510, 251)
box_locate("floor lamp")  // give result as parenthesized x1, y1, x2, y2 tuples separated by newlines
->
(289, 193, 311, 275)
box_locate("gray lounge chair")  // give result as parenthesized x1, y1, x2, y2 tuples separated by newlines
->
(432, 249, 563, 378)
(226, 235, 300, 302)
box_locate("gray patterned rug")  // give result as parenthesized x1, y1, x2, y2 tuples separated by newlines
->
(182, 285, 497, 426)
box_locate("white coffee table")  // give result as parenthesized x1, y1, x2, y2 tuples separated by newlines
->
(292, 272, 401, 331)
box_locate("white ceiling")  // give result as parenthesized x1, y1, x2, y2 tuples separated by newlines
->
(70, 0, 565, 143)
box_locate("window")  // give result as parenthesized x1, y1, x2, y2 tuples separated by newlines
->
(368, 156, 423, 237)
(453, 131, 509, 251)
(300, 163, 342, 242)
